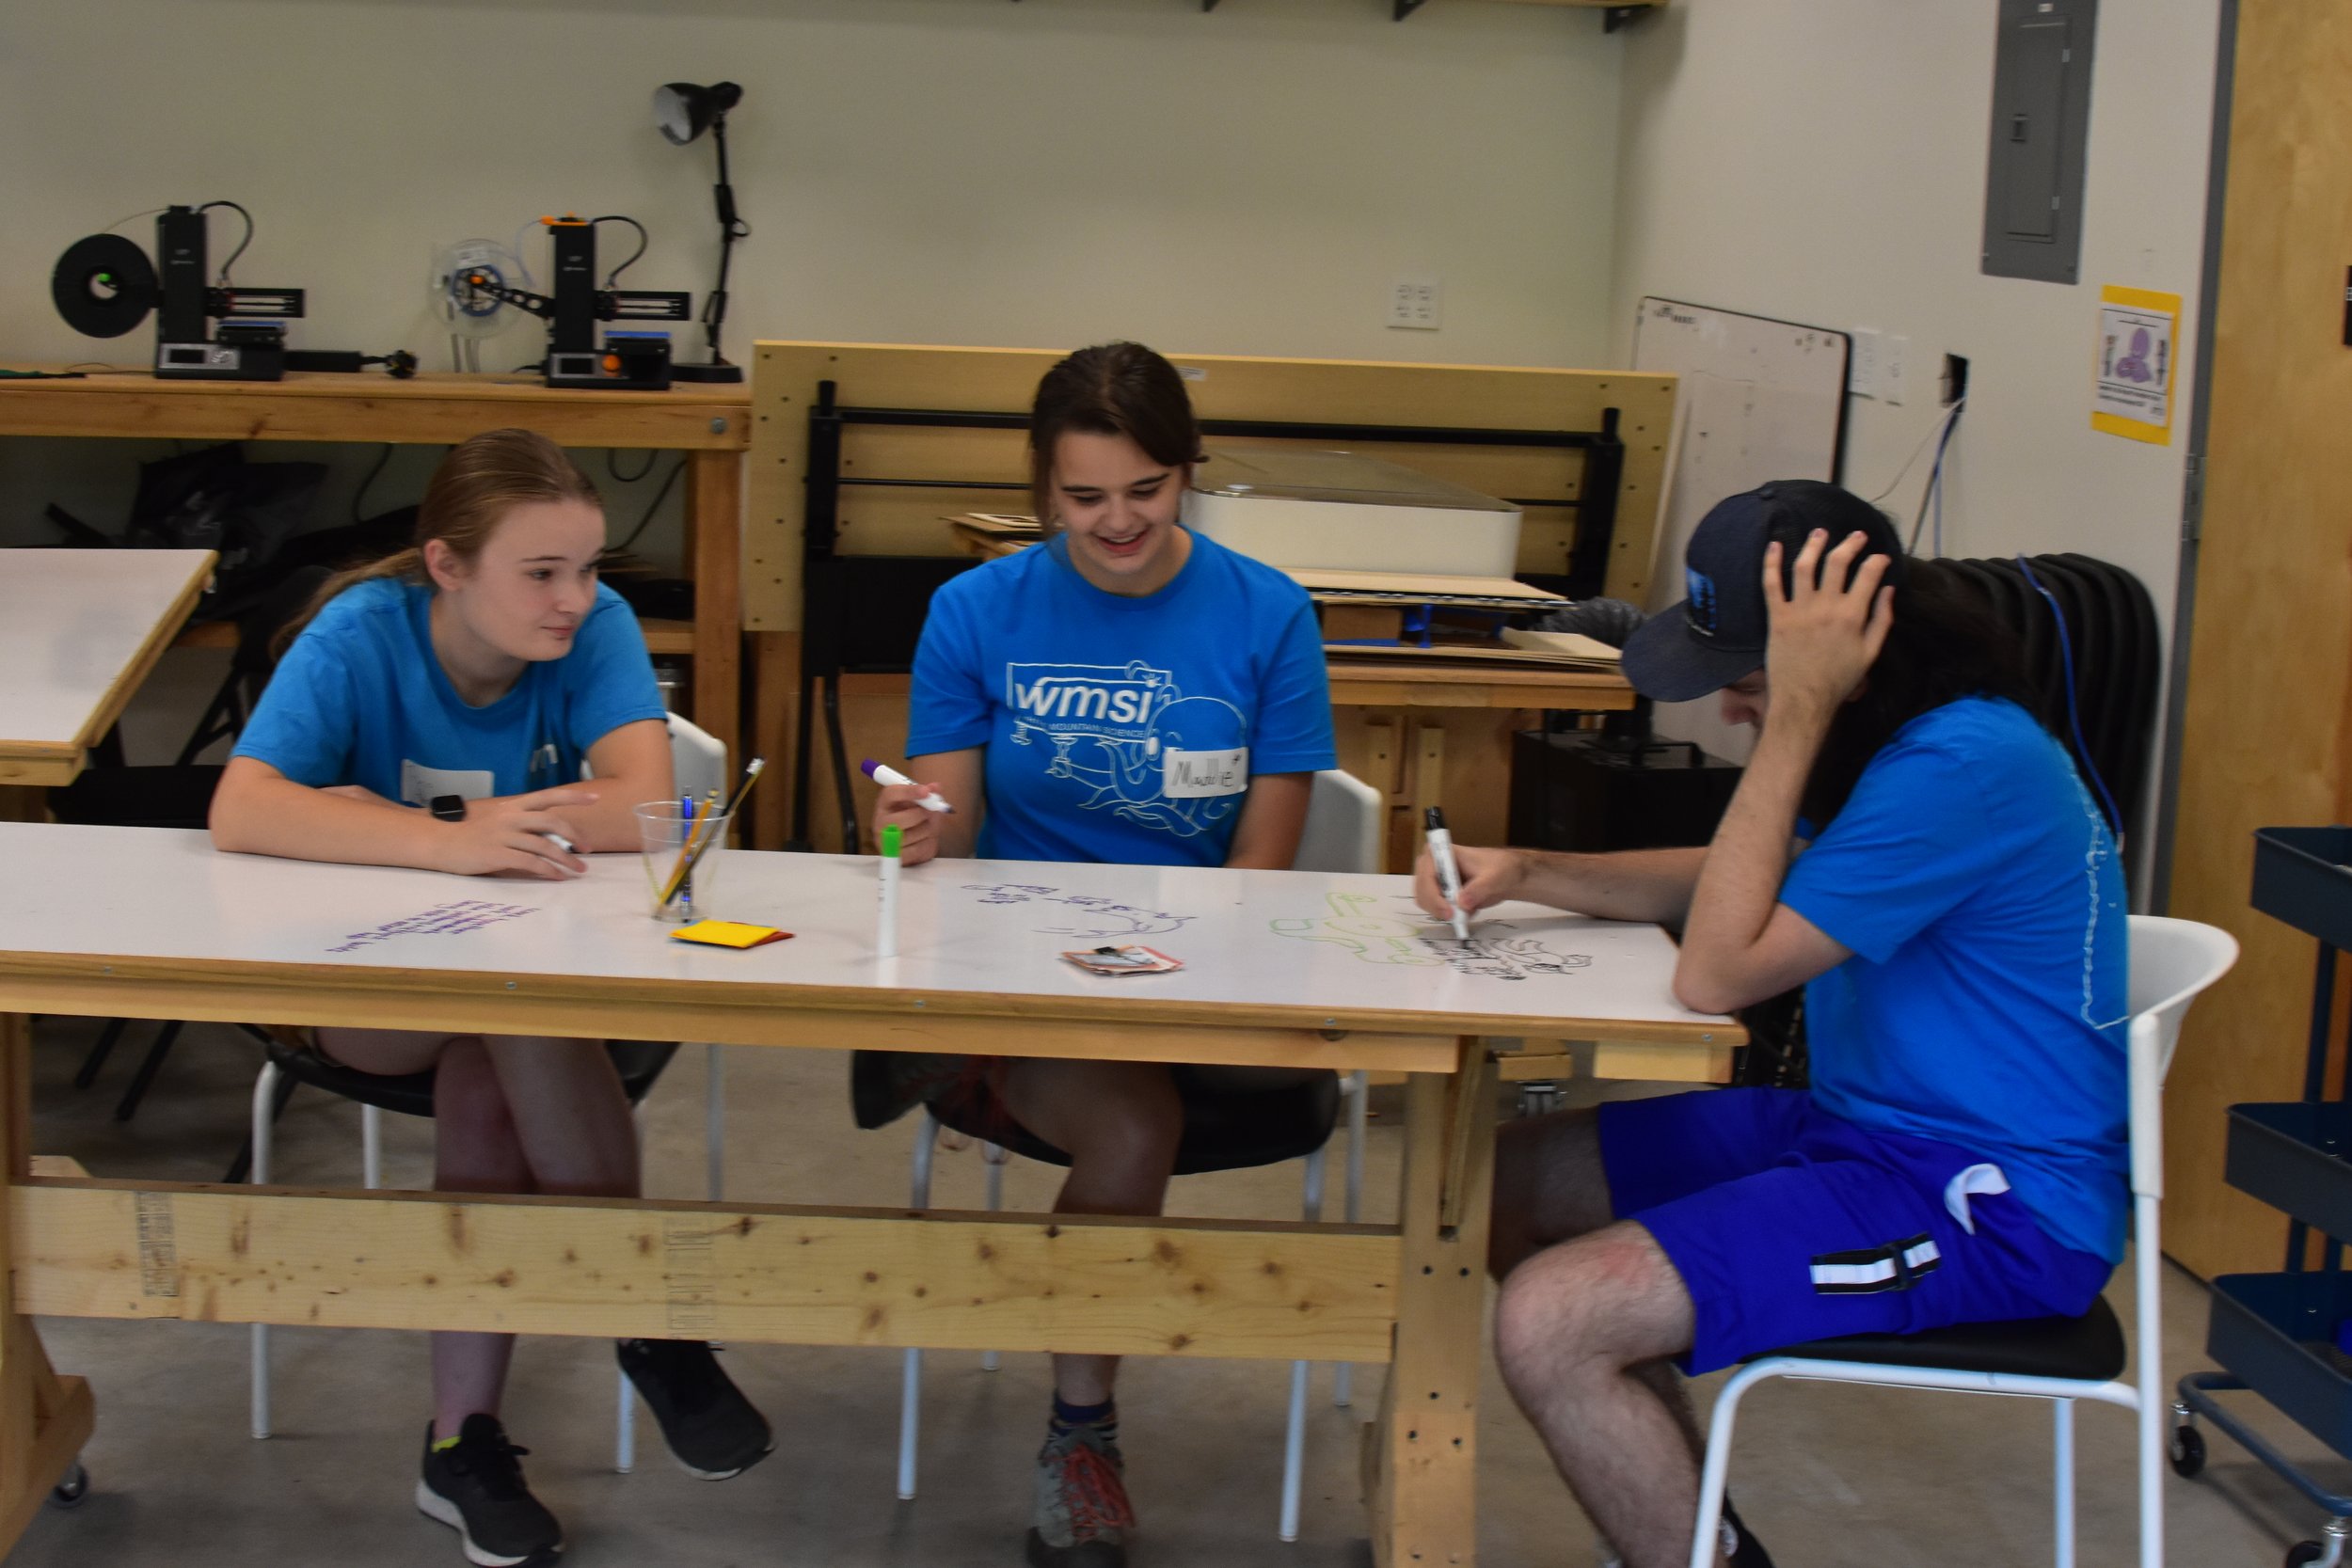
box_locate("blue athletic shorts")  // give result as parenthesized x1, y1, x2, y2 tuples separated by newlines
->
(1597, 1087, 2115, 1374)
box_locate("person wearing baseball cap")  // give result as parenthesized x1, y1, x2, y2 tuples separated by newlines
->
(1417, 481, 2127, 1568)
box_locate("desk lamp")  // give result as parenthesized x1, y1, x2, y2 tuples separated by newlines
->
(654, 80, 749, 385)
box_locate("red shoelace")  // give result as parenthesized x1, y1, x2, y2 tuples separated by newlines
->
(1055, 1443, 1136, 1536)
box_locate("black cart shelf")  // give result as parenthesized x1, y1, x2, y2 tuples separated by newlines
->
(2177, 827, 2352, 1568)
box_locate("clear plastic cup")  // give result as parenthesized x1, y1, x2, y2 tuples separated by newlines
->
(635, 801, 732, 923)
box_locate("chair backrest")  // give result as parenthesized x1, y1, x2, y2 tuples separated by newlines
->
(665, 713, 729, 802)
(1292, 769, 1384, 875)
(2125, 914, 2238, 1202)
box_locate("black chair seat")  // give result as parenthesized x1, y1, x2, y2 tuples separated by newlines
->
(265, 1036, 680, 1118)
(50, 766, 224, 831)
(1760, 1295, 2126, 1383)
(926, 1066, 1342, 1178)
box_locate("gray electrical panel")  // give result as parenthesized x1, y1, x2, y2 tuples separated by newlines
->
(1981, 0, 2098, 284)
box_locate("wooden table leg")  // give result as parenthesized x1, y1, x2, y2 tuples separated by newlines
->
(0, 1013, 94, 1552)
(686, 449, 743, 772)
(1366, 1036, 1497, 1567)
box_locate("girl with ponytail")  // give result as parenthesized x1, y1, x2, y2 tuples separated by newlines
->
(214, 427, 771, 1565)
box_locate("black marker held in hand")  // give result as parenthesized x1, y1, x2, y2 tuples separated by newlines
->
(1424, 807, 1472, 942)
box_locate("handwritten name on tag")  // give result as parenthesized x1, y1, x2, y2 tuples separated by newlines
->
(1162, 746, 1248, 799)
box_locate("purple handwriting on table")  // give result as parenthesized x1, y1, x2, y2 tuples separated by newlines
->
(326, 900, 541, 954)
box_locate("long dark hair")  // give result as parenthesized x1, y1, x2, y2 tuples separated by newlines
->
(1800, 556, 2046, 826)
(1027, 342, 1202, 526)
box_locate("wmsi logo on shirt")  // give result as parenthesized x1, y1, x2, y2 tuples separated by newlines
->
(1007, 662, 1165, 737)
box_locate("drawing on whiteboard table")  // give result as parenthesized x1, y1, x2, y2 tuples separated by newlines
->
(1269, 891, 1592, 980)
(961, 883, 1195, 939)
(326, 900, 539, 954)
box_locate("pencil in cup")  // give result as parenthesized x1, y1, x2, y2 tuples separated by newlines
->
(648, 758, 770, 916)
(634, 800, 731, 922)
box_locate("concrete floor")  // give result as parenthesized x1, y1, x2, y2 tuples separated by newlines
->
(8, 1016, 2344, 1568)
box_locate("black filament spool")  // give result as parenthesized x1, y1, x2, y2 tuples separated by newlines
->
(52, 233, 158, 339)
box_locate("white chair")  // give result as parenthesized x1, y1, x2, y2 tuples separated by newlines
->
(1688, 914, 2239, 1568)
(893, 768, 1384, 1542)
(246, 714, 734, 1469)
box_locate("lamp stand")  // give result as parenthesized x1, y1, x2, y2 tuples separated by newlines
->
(672, 117, 746, 385)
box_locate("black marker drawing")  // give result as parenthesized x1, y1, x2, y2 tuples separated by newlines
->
(1270, 892, 1591, 981)
(961, 883, 1195, 939)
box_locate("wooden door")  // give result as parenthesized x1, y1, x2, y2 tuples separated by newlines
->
(2163, 8, 2352, 1279)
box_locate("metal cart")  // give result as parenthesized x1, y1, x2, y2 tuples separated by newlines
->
(2174, 827, 2352, 1568)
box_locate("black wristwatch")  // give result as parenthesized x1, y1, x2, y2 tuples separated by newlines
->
(429, 795, 468, 823)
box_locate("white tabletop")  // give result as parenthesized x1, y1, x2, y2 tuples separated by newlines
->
(0, 548, 215, 754)
(0, 824, 1726, 1044)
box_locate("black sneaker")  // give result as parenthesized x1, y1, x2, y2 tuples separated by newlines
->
(616, 1338, 773, 1480)
(415, 1415, 564, 1568)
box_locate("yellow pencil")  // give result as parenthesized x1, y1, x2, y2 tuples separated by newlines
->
(659, 761, 768, 908)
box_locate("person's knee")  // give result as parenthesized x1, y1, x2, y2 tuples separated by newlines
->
(1495, 1227, 1689, 1385)
(1066, 1091, 1180, 1173)
(434, 1040, 525, 1181)
(1493, 1254, 1598, 1393)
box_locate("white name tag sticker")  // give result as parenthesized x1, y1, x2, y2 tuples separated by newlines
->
(1162, 747, 1248, 799)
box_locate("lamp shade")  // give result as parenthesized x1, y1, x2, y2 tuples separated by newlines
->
(654, 81, 743, 146)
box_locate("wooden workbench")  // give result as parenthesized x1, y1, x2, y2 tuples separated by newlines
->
(0, 548, 215, 794)
(0, 823, 1734, 1566)
(0, 369, 749, 765)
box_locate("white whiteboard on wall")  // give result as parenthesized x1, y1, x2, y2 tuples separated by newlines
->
(1631, 297, 1851, 760)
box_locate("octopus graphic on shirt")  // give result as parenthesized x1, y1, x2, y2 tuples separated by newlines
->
(1003, 659, 1248, 840)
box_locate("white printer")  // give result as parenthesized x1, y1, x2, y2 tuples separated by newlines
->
(1181, 446, 1522, 579)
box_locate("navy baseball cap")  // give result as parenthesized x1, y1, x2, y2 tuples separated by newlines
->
(1621, 480, 1907, 704)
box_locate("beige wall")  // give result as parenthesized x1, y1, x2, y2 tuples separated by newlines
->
(1609, 0, 2220, 823)
(0, 0, 1625, 561)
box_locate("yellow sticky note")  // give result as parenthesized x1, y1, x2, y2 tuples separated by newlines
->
(671, 920, 791, 950)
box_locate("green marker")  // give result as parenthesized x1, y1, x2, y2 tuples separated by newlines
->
(877, 824, 902, 958)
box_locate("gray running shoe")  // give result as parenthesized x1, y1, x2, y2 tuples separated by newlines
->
(1025, 1420, 1134, 1568)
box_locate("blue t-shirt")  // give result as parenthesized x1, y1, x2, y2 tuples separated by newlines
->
(232, 577, 667, 804)
(1779, 696, 2129, 1261)
(905, 531, 1337, 866)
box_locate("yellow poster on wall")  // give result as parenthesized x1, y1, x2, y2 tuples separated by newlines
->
(2091, 285, 2182, 444)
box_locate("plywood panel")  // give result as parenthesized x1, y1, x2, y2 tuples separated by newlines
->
(2162, 6, 2352, 1280)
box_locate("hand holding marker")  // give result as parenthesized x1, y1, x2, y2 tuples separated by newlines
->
(1423, 807, 1473, 942)
(862, 759, 954, 814)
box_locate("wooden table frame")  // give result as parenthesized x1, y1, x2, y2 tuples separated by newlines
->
(0, 915, 1732, 1565)
(0, 370, 749, 765)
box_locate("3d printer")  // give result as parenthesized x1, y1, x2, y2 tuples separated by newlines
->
(453, 214, 691, 390)
(52, 203, 305, 381)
